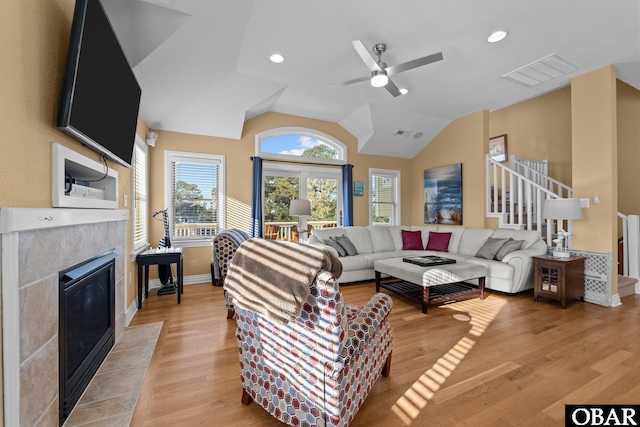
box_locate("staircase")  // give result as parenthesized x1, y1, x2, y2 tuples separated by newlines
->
(485, 154, 573, 245)
(486, 154, 639, 297)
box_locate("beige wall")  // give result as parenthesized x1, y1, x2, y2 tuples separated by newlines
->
(409, 110, 488, 228)
(489, 86, 573, 186)
(571, 66, 618, 291)
(147, 112, 413, 279)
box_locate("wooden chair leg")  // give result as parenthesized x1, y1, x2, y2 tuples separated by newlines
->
(226, 309, 235, 319)
(241, 389, 253, 405)
(381, 351, 392, 377)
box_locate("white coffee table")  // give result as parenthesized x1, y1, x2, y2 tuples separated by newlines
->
(374, 257, 486, 313)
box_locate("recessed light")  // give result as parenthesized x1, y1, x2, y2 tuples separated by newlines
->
(269, 53, 285, 63)
(487, 30, 508, 43)
(399, 88, 409, 95)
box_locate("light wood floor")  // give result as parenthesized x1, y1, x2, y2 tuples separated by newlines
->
(129, 282, 640, 427)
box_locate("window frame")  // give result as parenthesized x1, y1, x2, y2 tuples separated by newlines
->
(369, 168, 401, 226)
(131, 135, 149, 259)
(256, 127, 347, 165)
(164, 150, 226, 247)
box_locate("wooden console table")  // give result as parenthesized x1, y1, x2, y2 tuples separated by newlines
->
(137, 247, 184, 309)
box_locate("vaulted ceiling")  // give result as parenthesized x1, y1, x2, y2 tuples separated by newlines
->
(102, 0, 640, 158)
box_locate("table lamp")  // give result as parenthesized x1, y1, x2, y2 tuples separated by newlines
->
(289, 199, 311, 240)
(542, 198, 582, 258)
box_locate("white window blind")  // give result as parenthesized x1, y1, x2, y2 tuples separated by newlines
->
(132, 142, 148, 252)
(370, 169, 401, 225)
(166, 151, 225, 245)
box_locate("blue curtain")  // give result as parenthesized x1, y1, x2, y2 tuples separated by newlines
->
(250, 156, 263, 237)
(342, 164, 354, 227)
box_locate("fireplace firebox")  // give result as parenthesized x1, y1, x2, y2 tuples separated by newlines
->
(59, 249, 116, 425)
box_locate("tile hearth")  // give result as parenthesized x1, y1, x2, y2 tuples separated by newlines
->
(64, 322, 162, 426)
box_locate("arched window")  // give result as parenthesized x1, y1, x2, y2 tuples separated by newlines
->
(256, 127, 347, 165)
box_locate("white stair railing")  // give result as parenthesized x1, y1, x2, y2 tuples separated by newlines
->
(486, 155, 572, 244)
(510, 155, 573, 199)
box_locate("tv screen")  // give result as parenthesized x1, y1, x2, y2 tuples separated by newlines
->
(57, 0, 141, 168)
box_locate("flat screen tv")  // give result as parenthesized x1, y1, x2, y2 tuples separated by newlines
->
(57, 0, 141, 168)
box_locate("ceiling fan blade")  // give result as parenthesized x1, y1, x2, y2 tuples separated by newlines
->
(351, 40, 381, 72)
(384, 79, 402, 97)
(328, 74, 371, 88)
(386, 52, 444, 77)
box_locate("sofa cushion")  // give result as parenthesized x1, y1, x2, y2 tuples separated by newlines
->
(425, 231, 451, 252)
(338, 254, 370, 271)
(388, 225, 411, 250)
(367, 226, 395, 252)
(475, 237, 509, 260)
(410, 225, 439, 249)
(344, 226, 374, 254)
(335, 235, 358, 256)
(458, 228, 495, 256)
(491, 228, 542, 250)
(495, 238, 524, 261)
(402, 230, 424, 250)
(433, 226, 466, 252)
(311, 227, 345, 243)
(324, 237, 347, 257)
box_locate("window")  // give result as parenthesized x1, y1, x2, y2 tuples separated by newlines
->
(131, 136, 148, 255)
(263, 164, 341, 241)
(370, 169, 401, 226)
(256, 127, 347, 165)
(164, 150, 225, 247)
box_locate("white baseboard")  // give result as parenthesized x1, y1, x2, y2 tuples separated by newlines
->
(148, 273, 212, 289)
(610, 293, 622, 307)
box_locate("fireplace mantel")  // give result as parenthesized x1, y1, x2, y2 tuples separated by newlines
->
(1, 207, 129, 426)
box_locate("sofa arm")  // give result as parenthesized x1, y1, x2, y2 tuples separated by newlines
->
(343, 293, 393, 359)
(502, 243, 547, 292)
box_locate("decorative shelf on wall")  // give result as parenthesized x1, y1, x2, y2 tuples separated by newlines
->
(52, 143, 119, 209)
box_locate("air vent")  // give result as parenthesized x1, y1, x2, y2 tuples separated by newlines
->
(394, 129, 412, 137)
(503, 53, 580, 86)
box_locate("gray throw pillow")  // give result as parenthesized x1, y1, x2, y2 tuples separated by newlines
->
(335, 235, 358, 256)
(324, 238, 347, 257)
(495, 238, 524, 261)
(475, 237, 509, 260)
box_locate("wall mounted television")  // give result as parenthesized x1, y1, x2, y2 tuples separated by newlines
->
(57, 0, 141, 168)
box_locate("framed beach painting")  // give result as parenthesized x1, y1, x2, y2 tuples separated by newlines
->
(424, 163, 462, 225)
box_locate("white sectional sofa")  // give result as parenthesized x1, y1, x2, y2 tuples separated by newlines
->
(308, 225, 548, 294)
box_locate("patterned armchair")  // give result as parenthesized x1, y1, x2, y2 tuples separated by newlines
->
(233, 270, 394, 426)
(211, 229, 250, 318)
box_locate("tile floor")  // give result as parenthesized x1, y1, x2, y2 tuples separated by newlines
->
(64, 322, 162, 426)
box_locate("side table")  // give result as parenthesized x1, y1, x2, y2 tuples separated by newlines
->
(533, 255, 585, 309)
(137, 247, 184, 309)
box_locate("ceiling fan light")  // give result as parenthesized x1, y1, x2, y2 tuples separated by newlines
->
(371, 70, 388, 87)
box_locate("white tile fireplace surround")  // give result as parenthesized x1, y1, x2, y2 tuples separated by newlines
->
(0, 208, 129, 426)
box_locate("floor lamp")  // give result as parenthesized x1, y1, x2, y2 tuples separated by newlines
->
(543, 198, 582, 258)
(289, 199, 311, 242)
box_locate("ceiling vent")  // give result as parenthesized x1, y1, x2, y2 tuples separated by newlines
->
(394, 129, 412, 137)
(503, 53, 580, 86)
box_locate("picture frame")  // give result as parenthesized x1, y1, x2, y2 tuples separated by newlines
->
(423, 163, 462, 225)
(489, 134, 508, 163)
(354, 180, 364, 196)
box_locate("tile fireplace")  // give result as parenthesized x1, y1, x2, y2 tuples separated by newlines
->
(0, 208, 128, 426)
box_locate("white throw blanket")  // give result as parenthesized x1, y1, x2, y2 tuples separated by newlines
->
(224, 238, 342, 324)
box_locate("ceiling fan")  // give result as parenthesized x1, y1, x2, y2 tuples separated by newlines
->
(330, 40, 443, 97)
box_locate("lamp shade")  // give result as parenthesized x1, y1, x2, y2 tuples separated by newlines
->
(289, 199, 311, 216)
(543, 198, 582, 220)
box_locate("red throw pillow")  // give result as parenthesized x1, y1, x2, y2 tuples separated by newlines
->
(402, 230, 423, 250)
(426, 231, 452, 252)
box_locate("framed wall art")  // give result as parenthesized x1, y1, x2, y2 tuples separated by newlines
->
(489, 134, 508, 162)
(423, 163, 462, 225)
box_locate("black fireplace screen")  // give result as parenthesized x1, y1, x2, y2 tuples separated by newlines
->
(59, 249, 116, 425)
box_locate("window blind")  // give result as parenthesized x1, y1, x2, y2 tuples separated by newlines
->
(371, 173, 398, 225)
(132, 143, 148, 251)
(170, 157, 220, 239)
